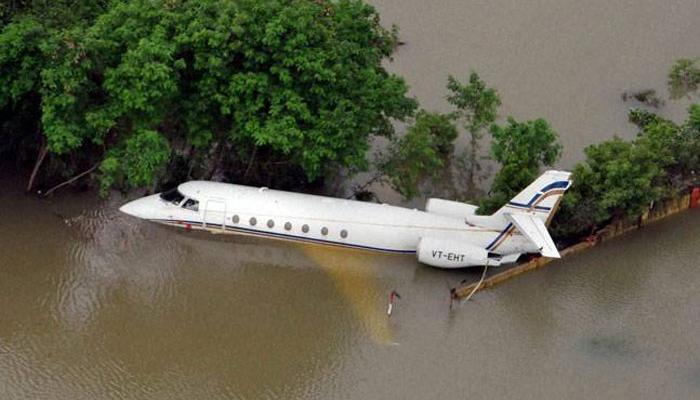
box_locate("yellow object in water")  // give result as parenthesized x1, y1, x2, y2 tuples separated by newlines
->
(299, 243, 393, 345)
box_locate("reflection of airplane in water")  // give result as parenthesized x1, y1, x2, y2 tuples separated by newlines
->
(120, 170, 571, 268)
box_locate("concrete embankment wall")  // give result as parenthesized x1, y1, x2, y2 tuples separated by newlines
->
(454, 193, 693, 298)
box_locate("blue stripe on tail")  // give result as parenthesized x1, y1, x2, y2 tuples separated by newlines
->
(506, 180, 569, 211)
(486, 223, 512, 250)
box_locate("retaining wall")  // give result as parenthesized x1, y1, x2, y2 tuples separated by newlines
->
(454, 193, 693, 298)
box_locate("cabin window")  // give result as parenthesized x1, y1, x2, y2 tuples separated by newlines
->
(301, 224, 309, 233)
(249, 217, 257, 226)
(340, 229, 348, 239)
(284, 222, 292, 231)
(181, 198, 199, 212)
(267, 219, 274, 228)
(232, 215, 240, 223)
(321, 227, 328, 236)
(160, 188, 184, 205)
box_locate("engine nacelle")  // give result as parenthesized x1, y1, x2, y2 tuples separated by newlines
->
(425, 198, 478, 219)
(417, 237, 488, 268)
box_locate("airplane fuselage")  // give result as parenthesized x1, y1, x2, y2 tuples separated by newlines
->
(121, 181, 533, 257)
(120, 170, 572, 268)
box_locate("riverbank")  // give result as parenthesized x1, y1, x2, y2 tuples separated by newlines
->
(455, 191, 697, 298)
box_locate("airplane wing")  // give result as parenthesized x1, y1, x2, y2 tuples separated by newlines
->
(504, 212, 560, 258)
(498, 253, 521, 264)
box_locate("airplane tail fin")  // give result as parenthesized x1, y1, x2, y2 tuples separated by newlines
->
(494, 170, 572, 226)
(489, 170, 572, 259)
(504, 212, 561, 258)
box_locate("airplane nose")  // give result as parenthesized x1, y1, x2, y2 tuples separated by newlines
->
(119, 198, 150, 219)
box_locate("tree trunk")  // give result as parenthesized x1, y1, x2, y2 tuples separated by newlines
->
(243, 146, 258, 180)
(208, 141, 227, 180)
(26, 143, 49, 193)
(465, 133, 479, 198)
(42, 163, 99, 197)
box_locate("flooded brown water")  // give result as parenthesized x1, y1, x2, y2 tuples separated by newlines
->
(371, 0, 700, 168)
(2, 168, 700, 399)
(3, 1, 700, 398)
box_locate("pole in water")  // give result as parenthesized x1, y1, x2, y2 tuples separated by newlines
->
(387, 290, 401, 316)
(449, 287, 457, 310)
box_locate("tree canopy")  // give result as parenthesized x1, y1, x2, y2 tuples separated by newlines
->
(378, 110, 458, 199)
(1, 0, 416, 192)
(551, 104, 700, 240)
(479, 117, 562, 213)
(445, 72, 500, 195)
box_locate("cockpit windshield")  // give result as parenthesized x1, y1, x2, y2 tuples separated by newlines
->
(182, 198, 199, 211)
(159, 188, 185, 205)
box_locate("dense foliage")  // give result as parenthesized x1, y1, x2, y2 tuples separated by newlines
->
(479, 117, 562, 214)
(378, 110, 458, 199)
(369, 72, 501, 201)
(551, 105, 700, 240)
(446, 72, 500, 195)
(0, 0, 415, 192)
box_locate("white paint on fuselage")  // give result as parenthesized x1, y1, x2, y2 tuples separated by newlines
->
(120, 181, 536, 256)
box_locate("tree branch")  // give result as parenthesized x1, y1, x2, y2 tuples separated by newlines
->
(27, 142, 49, 193)
(42, 163, 99, 197)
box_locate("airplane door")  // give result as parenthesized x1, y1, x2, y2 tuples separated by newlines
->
(203, 198, 227, 231)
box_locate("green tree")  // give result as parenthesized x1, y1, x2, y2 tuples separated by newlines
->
(1, 1, 110, 27)
(668, 104, 700, 185)
(446, 72, 501, 196)
(1, 0, 416, 193)
(627, 107, 672, 129)
(479, 117, 562, 214)
(680, 104, 700, 179)
(551, 137, 670, 239)
(378, 110, 458, 199)
(550, 106, 700, 240)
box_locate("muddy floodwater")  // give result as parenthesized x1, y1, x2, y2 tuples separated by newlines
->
(3, 1, 700, 398)
(371, 0, 700, 168)
(2, 170, 700, 399)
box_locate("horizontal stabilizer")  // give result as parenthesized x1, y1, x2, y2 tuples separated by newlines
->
(498, 253, 521, 264)
(505, 213, 560, 258)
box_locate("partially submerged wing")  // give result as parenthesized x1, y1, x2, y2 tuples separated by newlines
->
(505, 212, 560, 258)
(300, 245, 394, 345)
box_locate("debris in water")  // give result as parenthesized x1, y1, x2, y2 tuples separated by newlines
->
(387, 290, 401, 316)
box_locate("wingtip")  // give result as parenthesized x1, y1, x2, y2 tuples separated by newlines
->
(541, 250, 561, 259)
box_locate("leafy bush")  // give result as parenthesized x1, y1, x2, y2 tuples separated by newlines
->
(551, 105, 700, 240)
(479, 117, 562, 214)
(669, 58, 700, 99)
(445, 72, 501, 195)
(379, 110, 458, 199)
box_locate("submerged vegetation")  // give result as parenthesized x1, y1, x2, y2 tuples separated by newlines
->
(446, 72, 501, 197)
(551, 104, 700, 242)
(368, 72, 501, 201)
(1, 1, 699, 247)
(375, 65, 700, 243)
(668, 58, 700, 99)
(376, 110, 458, 200)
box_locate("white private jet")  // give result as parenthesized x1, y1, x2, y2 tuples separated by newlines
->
(119, 170, 572, 268)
